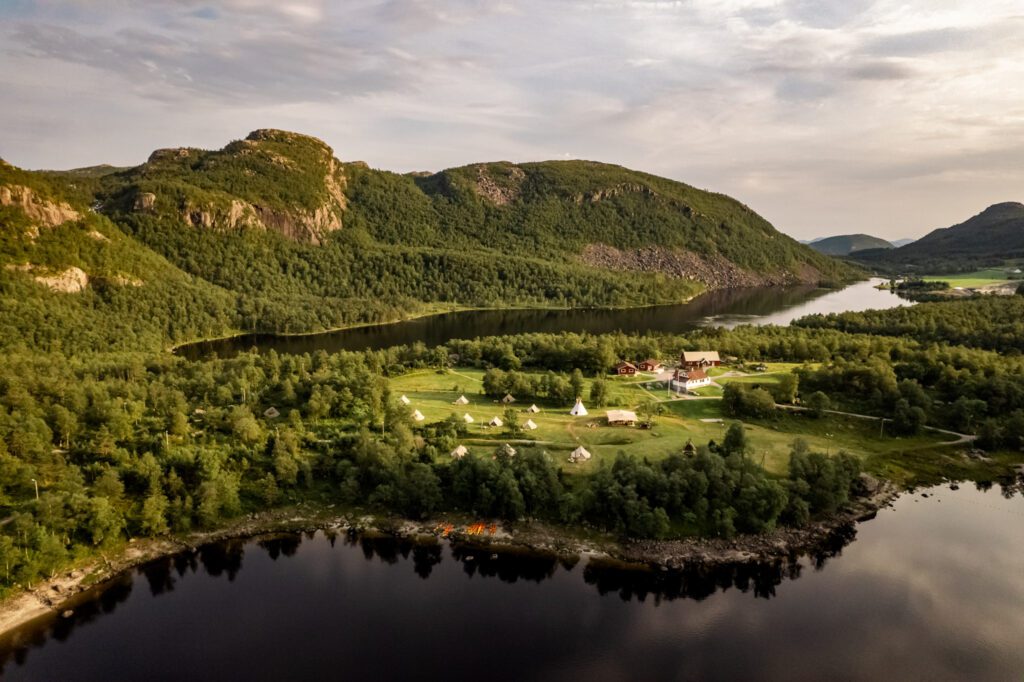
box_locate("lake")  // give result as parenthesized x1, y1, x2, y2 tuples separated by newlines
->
(1, 482, 1021, 681)
(178, 278, 910, 358)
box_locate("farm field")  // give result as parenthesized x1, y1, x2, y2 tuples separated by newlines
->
(921, 267, 1018, 288)
(389, 367, 959, 477)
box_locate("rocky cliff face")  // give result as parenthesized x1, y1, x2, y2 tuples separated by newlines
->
(580, 244, 823, 288)
(0, 184, 80, 238)
(122, 129, 348, 245)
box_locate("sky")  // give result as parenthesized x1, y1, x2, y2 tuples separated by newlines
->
(2, 0, 1023, 240)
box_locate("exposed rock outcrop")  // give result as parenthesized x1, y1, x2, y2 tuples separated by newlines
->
(0, 185, 80, 237)
(574, 182, 657, 204)
(580, 244, 823, 288)
(472, 163, 525, 205)
(133, 192, 156, 212)
(33, 266, 89, 293)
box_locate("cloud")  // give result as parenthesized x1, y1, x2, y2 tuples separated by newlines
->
(1, 0, 1023, 239)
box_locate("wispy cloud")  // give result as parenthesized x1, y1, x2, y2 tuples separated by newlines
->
(1, 0, 1023, 238)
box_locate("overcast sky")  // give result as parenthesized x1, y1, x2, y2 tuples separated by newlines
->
(2, 0, 1023, 239)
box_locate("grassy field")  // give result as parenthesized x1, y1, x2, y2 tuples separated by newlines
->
(921, 267, 1017, 288)
(389, 367, 960, 478)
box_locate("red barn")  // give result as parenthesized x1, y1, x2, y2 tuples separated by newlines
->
(614, 361, 637, 376)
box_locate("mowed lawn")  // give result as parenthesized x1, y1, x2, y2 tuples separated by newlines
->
(390, 368, 958, 476)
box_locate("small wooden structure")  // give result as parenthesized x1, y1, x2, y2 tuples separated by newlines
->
(606, 409, 638, 426)
(614, 361, 638, 376)
(638, 359, 663, 372)
(681, 351, 721, 368)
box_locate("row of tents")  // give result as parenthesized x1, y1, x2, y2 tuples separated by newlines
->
(449, 443, 593, 464)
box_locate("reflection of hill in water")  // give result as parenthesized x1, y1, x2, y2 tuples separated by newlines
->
(0, 524, 859, 672)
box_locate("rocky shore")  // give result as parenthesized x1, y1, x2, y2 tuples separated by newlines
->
(0, 480, 899, 643)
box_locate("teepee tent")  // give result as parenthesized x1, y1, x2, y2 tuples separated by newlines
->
(569, 398, 588, 417)
(463, 413, 475, 424)
(411, 410, 425, 422)
(263, 407, 280, 419)
(501, 394, 516, 404)
(489, 416, 504, 427)
(569, 446, 592, 463)
(524, 419, 538, 431)
(526, 404, 541, 413)
(454, 395, 470, 405)
(450, 444, 469, 459)
(399, 395, 411, 405)
(501, 443, 517, 457)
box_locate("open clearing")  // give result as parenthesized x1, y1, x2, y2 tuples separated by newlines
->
(389, 367, 959, 477)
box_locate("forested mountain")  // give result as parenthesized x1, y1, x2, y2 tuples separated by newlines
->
(808, 234, 893, 256)
(2, 130, 860, 352)
(854, 202, 1024, 271)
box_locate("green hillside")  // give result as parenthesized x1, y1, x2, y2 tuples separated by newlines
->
(809, 233, 893, 256)
(0, 159, 238, 353)
(855, 202, 1024, 272)
(1, 130, 861, 352)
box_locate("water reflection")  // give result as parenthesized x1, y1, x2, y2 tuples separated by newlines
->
(2, 481, 1022, 681)
(177, 279, 908, 359)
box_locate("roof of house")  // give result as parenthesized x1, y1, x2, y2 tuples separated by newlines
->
(686, 368, 709, 381)
(606, 409, 638, 423)
(640, 358, 662, 366)
(615, 361, 637, 369)
(682, 351, 720, 362)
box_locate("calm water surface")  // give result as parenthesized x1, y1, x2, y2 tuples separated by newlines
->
(179, 279, 909, 358)
(3, 482, 1021, 682)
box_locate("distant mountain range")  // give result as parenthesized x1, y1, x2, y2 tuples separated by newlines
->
(853, 202, 1024, 271)
(807, 234, 894, 256)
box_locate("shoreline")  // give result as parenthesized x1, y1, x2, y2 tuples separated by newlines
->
(0, 477, 898, 643)
(167, 275, 864, 356)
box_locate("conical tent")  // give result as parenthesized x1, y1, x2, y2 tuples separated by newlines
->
(569, 446, 592, 463)
(399, 395, 411, 405)
(501, 443, 517, 457)
(524, 419, 538, 430)
(263, 407, 280, 419)
(463, 413, 475, 424)
(411, 410, 425, 422)
(454, 395, 470, 405)
(489, 416, 503, 427)
(527, 404, 540, 413)
(501, 394, 516, 404)
(569, 398, 588, 416)
(451, 444, 469, 459)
